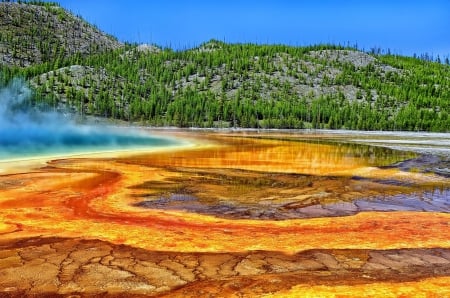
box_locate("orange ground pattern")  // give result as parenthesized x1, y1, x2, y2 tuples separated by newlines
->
(0, 131, 449, 297)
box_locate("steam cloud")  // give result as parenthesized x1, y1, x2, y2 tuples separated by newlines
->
(0, 79, 175, 159)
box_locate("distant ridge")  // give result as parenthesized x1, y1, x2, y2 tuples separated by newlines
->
(0, 1, 449, 132)
(0, 1, 122, 67)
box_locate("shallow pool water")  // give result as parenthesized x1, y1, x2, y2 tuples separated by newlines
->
(0, 126, 181, 161)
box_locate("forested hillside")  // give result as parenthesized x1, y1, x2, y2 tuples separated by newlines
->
(1, 1, 449, 131)
(0, 0, 121, 67)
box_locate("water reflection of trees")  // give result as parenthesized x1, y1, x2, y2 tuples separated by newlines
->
(129, 135, 416, 176)
(246, 137, 414, 166)
(237, 139, 413, 171)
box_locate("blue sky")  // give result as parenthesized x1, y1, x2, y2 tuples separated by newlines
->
(57, 0, 450, 58)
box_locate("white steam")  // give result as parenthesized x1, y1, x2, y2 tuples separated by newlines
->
(0, 79, 175, 159)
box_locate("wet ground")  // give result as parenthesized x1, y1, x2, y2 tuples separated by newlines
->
(0, 130, 449, 297)
(134, 164, 449, 220)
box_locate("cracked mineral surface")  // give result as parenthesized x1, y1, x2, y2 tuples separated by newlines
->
(0, 131, 449, 297)
(1, 237, 450, 297)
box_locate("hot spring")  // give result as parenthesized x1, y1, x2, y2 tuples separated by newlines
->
(0, 79, 183, 161)
(0, 81, 450, 297)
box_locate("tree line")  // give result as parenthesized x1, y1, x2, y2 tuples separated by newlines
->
(1, 39, 449, 131)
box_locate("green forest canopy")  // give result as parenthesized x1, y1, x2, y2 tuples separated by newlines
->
(0, 1, 449, 132)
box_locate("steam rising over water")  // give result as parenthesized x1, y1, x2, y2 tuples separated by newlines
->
(0, 79, 179, 160)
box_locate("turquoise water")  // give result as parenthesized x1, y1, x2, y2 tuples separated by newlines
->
(0, 80, 182, 161)
(0, 125, 181, 161)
